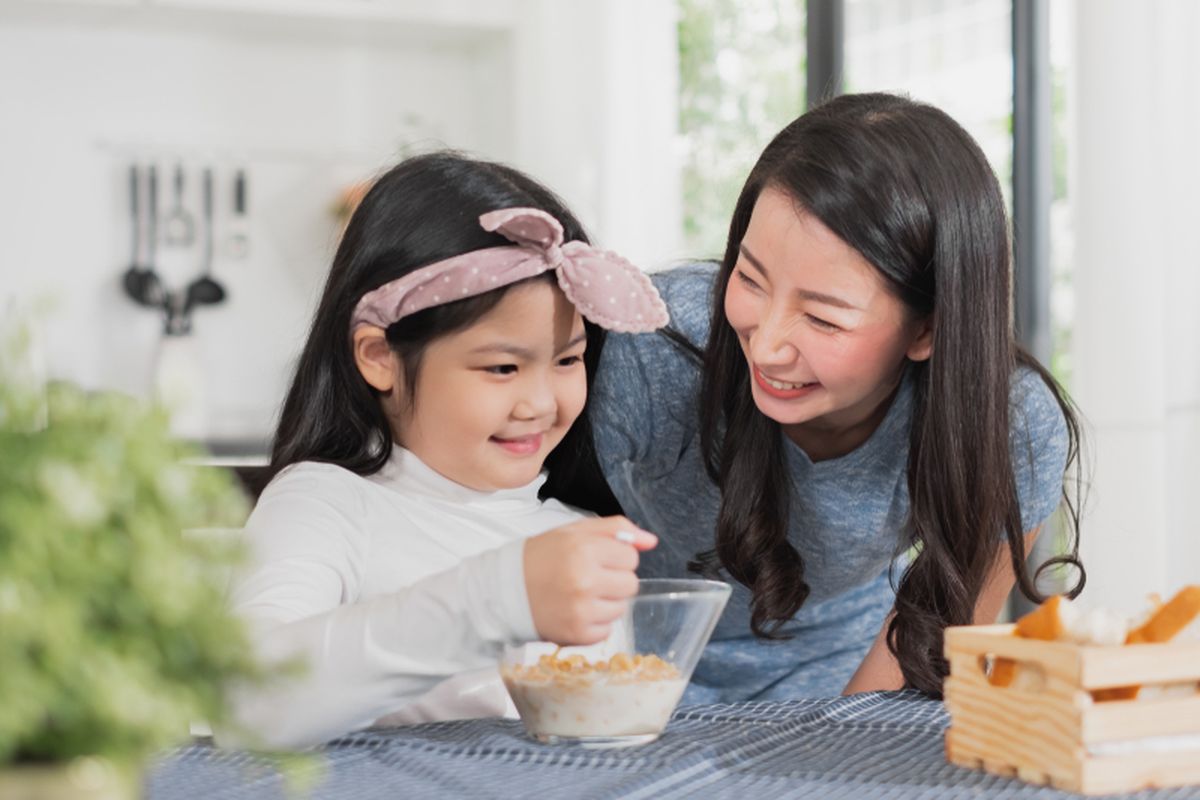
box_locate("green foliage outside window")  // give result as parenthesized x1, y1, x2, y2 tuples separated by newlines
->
(678, 0, 807, 259)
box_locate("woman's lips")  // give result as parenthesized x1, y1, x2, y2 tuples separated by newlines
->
(752, 366, 820, 399)
(490, 433, 544, 455)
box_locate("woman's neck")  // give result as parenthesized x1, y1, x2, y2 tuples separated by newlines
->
(782, 375, 904, 463)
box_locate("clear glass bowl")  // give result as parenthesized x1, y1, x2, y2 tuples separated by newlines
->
(502, 578, 731, 748)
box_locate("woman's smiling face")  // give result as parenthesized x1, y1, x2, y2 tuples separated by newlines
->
(723, 186, 933, 458)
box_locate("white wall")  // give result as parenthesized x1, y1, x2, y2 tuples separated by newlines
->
(1071, 0, 1200, 609)
(0, 0, 683, 444)
(509, 0, 683, 271)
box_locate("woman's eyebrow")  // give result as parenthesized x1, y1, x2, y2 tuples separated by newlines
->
(739, 243, 861, 311)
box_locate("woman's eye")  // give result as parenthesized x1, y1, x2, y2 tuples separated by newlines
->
(806, 315, 840, 332)
(736, 269, 762, 291)
(557, 354, 584, 368)
(484, 364, 518, 376)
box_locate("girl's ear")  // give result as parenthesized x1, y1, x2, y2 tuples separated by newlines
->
(906, 316, 934, 362)
(353, 325, 400, 392)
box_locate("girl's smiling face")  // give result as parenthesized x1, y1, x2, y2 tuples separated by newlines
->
(723, 186, 933, 459)
(390, 280, 588, 491)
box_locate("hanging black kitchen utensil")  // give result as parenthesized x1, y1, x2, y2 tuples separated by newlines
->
(120, 163, 163, 308)
(141, 164, 165, 306)
(224, 167, 249, 259)
(163, 162, 195, 247)
(120, 163, 145, 302)
(183, 167, 226, 316)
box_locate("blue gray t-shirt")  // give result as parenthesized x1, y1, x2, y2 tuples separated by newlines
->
(590, 263, 1070, 703)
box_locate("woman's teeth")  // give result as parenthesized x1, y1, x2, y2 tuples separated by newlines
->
(763, 375, 811, 391)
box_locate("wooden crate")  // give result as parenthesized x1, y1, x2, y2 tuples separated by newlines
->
(944, 623, 1200, 795)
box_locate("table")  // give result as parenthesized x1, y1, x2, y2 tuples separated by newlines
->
(145, 691, 1200, 799)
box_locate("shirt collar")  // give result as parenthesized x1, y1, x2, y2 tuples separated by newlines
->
(369, 445, 549, 511)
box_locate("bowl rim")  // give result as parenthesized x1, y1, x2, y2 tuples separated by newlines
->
(633, 578, 732, 601)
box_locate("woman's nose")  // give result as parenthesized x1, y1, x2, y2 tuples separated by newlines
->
(749, 307, 799, 365)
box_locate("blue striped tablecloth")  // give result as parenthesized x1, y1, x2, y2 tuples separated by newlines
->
(145, 691, 1200, 799)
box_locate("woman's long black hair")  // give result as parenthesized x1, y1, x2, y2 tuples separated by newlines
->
(695, 93, 1085, 696)
(263, 151, 620, 515)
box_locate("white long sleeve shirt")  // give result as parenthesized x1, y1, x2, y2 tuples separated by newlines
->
(224, 446, 587, 749)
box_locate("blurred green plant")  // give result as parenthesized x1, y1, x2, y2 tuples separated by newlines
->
(0, 320, 262, 769)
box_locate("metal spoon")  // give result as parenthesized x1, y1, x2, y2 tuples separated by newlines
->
(163, 162, 195, 247)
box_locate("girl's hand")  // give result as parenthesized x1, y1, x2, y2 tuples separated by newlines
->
(523, 516, 658, 646)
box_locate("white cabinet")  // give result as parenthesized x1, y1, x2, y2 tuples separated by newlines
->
(0, 0, 515, 40)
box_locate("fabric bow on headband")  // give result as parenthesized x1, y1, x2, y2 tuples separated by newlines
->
(350, 208, 670, 334)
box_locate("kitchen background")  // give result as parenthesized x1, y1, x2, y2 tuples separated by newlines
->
(1, 0, 1197, 612)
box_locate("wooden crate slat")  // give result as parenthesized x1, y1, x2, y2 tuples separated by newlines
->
(944, 625, 1083, 683)
(944, 674, 1083, 789)
(1082, 694, 1200, 742)
(943, 623, 1200, 795)
(1079, 747, 1200, 795)
(1078, 641, 1200, 688)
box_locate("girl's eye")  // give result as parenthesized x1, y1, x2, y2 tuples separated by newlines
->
(806, 315, 840, 332)
(557, 354, 584, 368)
(484, 364, 518, 376)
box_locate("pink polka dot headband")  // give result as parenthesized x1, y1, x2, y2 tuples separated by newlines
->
(350, 207, 670, 334)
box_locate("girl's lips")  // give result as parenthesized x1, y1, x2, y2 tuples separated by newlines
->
(490, 433, 544, 456)
(753, 367, 820, 400)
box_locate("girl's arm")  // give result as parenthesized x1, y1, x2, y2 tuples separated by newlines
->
(223, 478, 651, 750)
(226, 535, 536, 749)
(842, 526, 1042, 695)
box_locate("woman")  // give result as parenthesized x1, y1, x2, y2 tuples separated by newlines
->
(584, 92, 1084, 700)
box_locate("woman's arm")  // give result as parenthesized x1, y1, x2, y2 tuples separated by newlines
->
(842, 526, 1042, 694)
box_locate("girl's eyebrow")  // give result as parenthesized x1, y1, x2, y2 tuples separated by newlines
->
(556, 332, 588, 354)
(469, 332, 587, 360)
(469, 343, 536, 360)
(738, 243, 862, 311)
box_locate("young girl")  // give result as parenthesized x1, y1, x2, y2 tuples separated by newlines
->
(226, 152, 667, 749)
(586, 92, 1085, 701)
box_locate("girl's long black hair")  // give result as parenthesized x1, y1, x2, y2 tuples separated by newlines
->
(263, 151, 620, 515)
(693, 93, 1085, 696)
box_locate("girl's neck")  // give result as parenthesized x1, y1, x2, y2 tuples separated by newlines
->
(782, 373, 905, 463)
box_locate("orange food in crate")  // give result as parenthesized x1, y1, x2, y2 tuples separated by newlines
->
(1014, 594, 1067, 641)
(1126, 585, 1200, 644)
(1096, 585, 1200, 700)
(989, 594, 1121, 688)
(994, 586, 1200, 698)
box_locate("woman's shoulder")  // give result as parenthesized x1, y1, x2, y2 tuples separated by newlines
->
(1009, 365, 1068, 441)
(1008, 364, 1073, 529)
(597, 262, 717, 378)
(650, 261, 720, 346)
(589, 263, 717, 471)
(598, 262, 717, 379)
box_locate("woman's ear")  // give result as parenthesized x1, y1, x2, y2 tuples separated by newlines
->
(906, 317, 934, 362)
(353, 325, 400, 392)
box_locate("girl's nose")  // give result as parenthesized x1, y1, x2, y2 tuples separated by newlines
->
(512, 375, 557, 421)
